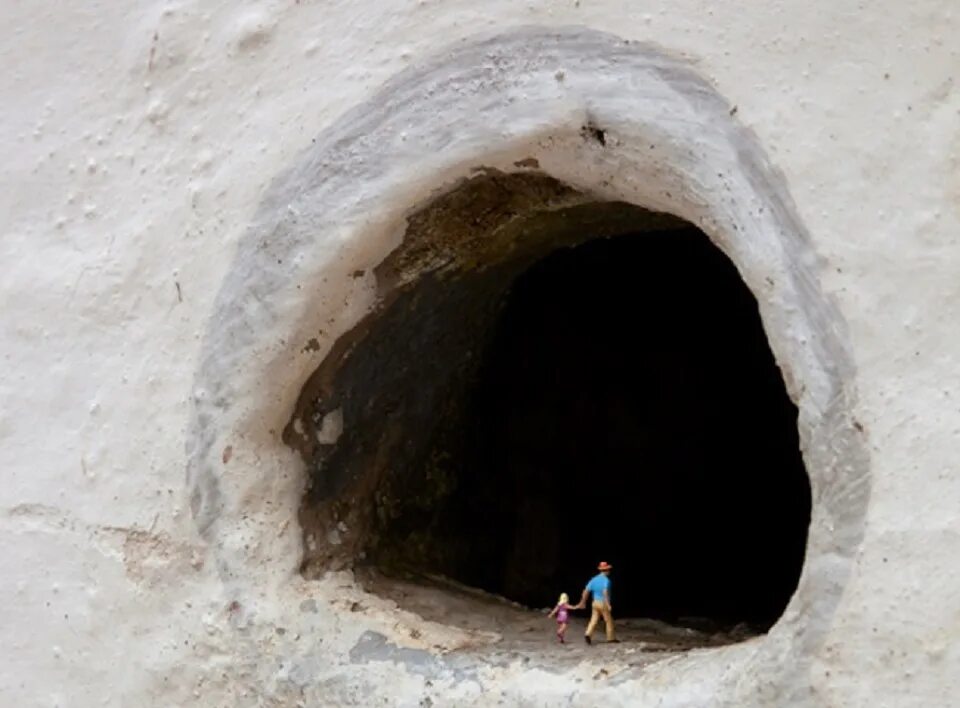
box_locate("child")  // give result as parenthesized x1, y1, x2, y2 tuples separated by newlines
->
(548, 592, 573, 643)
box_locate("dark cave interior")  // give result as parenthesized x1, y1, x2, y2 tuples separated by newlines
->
(290, 179, 811, 632)
(406, 229, 812, 627)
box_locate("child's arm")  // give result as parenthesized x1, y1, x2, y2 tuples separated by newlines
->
(573, 588, 589, 609)
(547, 605, 558, 618)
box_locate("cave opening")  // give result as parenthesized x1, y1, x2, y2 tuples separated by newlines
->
(410, 229, 811, 628)
(290, 174, 811, 636)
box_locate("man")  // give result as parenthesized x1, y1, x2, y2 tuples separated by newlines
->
(575, 561, 617, 644)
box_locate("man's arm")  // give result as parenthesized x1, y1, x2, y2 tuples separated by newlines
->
(575, 588, 589, 609)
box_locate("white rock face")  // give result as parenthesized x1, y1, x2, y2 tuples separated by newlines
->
(2, 3, 958, 707)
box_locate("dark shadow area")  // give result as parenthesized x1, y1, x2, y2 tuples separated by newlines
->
(288, 174, 811, 634)
(379, 228, 811, 629)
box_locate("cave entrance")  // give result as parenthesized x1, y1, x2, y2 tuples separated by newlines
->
(288, 172, 811, 641)
(408, 228, 810, 629)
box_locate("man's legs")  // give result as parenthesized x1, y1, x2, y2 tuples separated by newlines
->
(585, 602, 602, 642)
(600, 603, 615, 641)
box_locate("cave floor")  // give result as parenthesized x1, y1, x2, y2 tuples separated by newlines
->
(358, 569, 760, 669)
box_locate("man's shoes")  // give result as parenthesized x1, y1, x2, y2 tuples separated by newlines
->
(584, 635, 592, 645)
(608, 638, 621, 644)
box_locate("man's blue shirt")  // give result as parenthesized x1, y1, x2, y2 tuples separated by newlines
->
(586, 573, 611, 602)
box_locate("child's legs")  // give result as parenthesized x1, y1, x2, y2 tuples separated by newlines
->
(557, 622, 568, 636)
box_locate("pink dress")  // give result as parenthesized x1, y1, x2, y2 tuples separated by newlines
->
(555, 603, 570, 624)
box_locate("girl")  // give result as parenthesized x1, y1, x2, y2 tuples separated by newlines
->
(548, 592, 573, 643)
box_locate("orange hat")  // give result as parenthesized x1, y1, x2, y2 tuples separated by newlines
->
(598, 561, 612, 571)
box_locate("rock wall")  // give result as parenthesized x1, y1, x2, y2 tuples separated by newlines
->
(2, 2, 958, 706)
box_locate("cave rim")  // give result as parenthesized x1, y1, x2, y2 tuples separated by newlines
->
(187, 26, 870, 691)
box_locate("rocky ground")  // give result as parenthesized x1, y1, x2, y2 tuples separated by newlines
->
(358, 569, 760, 673)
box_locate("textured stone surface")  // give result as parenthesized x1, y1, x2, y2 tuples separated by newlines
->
(186, 26, 870, 702)
(2, 5, 958, 707)
(286, 172, 684, 576)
